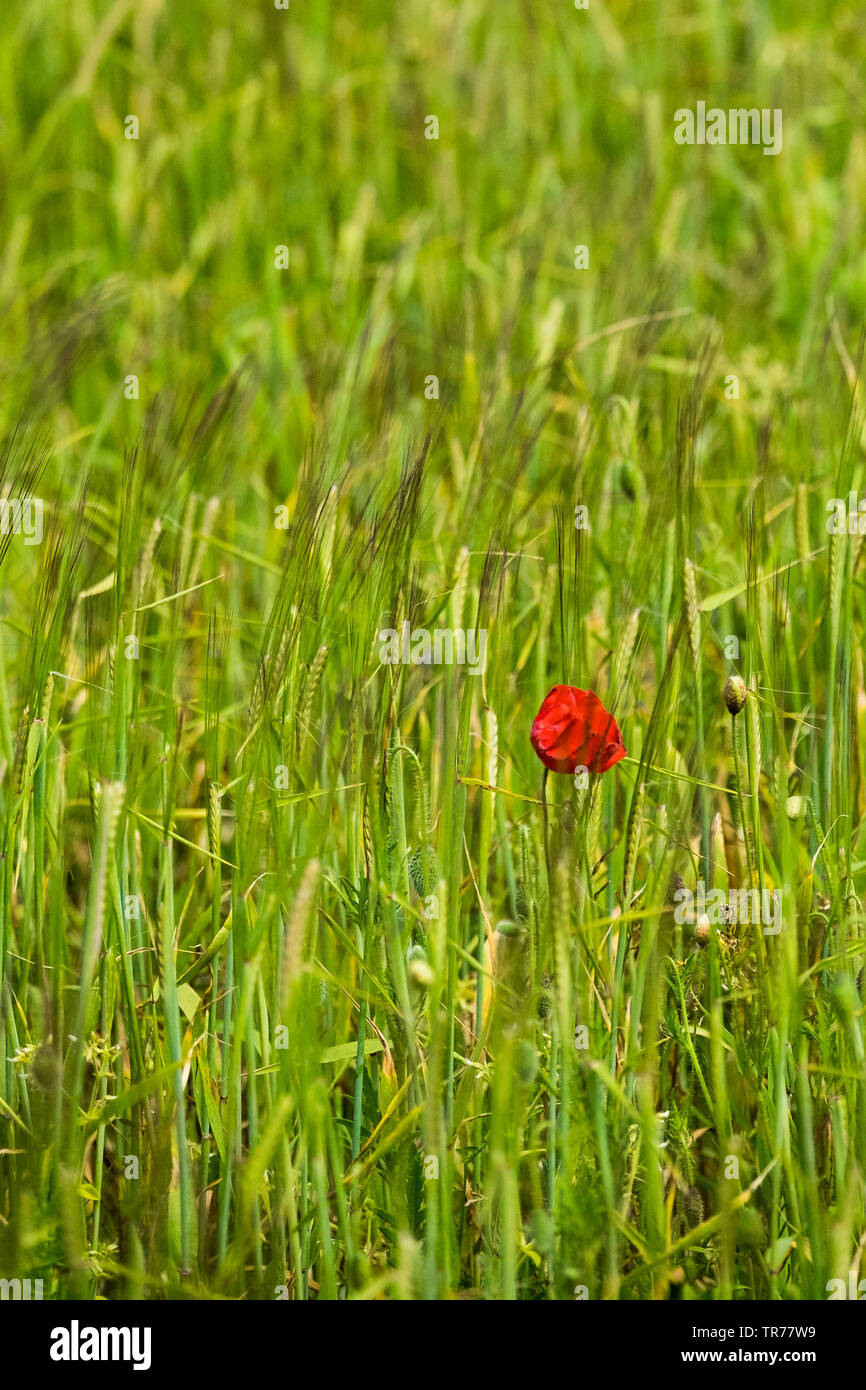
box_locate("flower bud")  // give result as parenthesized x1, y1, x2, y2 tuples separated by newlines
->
(406, 943, 434, 990)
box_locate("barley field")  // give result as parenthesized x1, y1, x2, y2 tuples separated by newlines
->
(1, 0, 866, 1306)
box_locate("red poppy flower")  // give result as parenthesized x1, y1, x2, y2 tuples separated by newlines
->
(530, 685, 626, 775)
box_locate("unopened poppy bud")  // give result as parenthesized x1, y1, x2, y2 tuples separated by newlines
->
(406, 943, 434, 990)
(723, 675, 747, 715)
(785, 795, 803, 821)
(495, 919, 523, 939)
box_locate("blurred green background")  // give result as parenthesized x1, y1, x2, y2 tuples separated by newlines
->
(2, 0, 865, 476)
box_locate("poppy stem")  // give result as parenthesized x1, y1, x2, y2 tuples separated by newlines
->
(540, 766, 552, 889)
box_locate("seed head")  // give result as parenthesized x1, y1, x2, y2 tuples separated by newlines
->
(724, 675, 747, 716)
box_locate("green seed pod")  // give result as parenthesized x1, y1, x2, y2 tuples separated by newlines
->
(408, 844, 441, 898)
(406, 942, 434, 990)
(495, 919, 523, 939)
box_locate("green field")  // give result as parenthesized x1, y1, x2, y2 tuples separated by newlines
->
(1, 0, 866, 1301)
